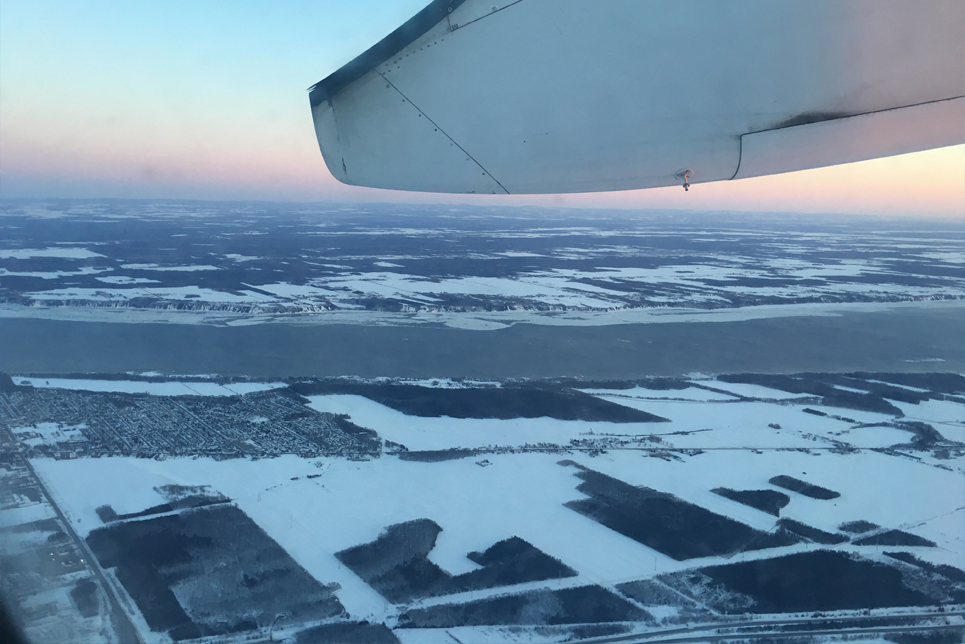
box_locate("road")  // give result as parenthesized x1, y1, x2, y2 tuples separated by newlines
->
(576, 611, 965, 644)
(18, 453, 144, 644)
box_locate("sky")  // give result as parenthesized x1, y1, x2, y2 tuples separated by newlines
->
(1, 0, 962, 218)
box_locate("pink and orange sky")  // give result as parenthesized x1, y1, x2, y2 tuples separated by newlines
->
(1, 0, 962, 217)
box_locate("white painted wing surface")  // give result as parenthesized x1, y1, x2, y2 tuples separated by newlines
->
(309, 0, 965, 194)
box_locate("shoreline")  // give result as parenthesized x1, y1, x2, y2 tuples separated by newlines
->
(1, 298, 962, 330)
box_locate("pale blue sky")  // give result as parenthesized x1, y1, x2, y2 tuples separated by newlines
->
(1, 0, 962, 216)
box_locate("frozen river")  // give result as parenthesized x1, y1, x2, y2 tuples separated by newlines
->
(2, 303, 961, 379)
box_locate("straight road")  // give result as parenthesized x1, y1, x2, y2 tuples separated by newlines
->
(576, 611, 965, 644)
(16, 448, 143, 644)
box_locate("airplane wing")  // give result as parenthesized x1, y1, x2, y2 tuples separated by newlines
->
(309, 0, 965, 194)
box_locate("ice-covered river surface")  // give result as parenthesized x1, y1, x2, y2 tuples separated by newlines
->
(1, 302, 963, 378)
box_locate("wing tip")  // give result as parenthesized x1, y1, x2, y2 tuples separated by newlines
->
(308, 0, 466, 107)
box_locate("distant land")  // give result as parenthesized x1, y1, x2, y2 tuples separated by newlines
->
(1, 200, 962, 322)
(1, 200, 962, 377)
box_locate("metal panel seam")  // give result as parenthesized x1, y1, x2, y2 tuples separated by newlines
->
(451, 0, 527, 31)
(378, 71, 511, 194)
(308, 0, 468, 107)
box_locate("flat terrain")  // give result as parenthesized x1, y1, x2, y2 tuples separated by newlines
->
(3, 371, 963, 643)
(2, 201, 963, 317)
(2, 201, 962, 644)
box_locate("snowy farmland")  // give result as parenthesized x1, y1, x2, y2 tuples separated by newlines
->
(2, 202, 962, 324)
(6, 371, 962, 643)
(10, 376, 285, 397)
(2, 202, 963, 643)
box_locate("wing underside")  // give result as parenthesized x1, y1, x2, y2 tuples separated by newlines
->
(310, 0, 965, 194)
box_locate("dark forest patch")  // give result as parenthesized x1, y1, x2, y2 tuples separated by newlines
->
(462, 536, 577, 590)
(46, 531, 68, 544)
(718, 371, 965, 412)
(769, 475, 840, 500)
(821, 375, 932, 404)
(557, 377, 692, 391)
(820, 391, 903, 416)
(335, 519, 447, 604)
(884, 552, 965, 583)
(336, 520, 576, 604)
(69, 579, 99, 618)
(718, 373, 908, 415)
(565, 623, 633, 640)
(616, 579, 700, 608)
(0, 372, 19, 393)
(668, 550, 937, 613)
(290, 381, 668, 423)
(398, 585, 648, 628)
(885, 629, 965, 644)
(853, 373, 963, 396)
(711, 488, 790, 517)
(95, 493, 229, 523)
(95, 505, 118, 523)
(853, 530, 936, 548)
(86, 505, 344, 640)
(294, 621, 400, 644)
(776, 518, 848, 544)
(894, 421, 946, 447)
(564, 468, 798, 560)
(839, 520, 880, 534)
(398, 448, 480, 462)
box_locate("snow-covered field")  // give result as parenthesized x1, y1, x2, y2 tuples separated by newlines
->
(32, 444, 964, 626)
(306, 393, 653, 451)
(892, 398, 965, 442)
(304, 385, 913, 453)
(10, 376, 285, 396)
(0, 502, 57, 528)
(0, 247, 105, 260)
(577, 385, 738, 401)
(22, 375, 964, 642)
(25, 285, 277, 305)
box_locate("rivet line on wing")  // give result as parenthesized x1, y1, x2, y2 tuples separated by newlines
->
(378, 71, 510, 194)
